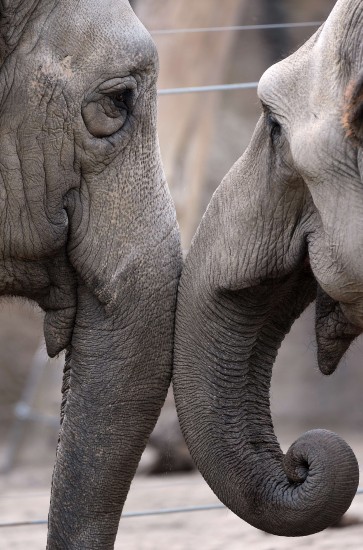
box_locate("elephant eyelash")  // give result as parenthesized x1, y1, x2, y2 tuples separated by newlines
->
(266, 112, 282, 139)
(261, 102, 282, 140)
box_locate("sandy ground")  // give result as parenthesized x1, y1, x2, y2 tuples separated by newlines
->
(1, 435, 363, 550)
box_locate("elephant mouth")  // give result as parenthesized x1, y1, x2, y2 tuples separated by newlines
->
(315, 285, 362, 375)
(43, 303, 77, 357)
(35, 273, 78, 358)
(304, 251, 363, 375)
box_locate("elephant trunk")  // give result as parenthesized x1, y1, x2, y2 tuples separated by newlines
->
(48, 261, 180, 547)
(47, 147, 181, 546)
(173, 261, 359, 536)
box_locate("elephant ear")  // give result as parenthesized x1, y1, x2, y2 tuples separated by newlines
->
(343, 71, 363, 144)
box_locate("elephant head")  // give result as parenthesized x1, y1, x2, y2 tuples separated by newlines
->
(173, 0, 362, 537)
(0, 0, 181, 547)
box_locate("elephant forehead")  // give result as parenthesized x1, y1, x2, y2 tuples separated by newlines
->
(258, 60, 300, 111)
(259, 1, 363, 118)
(257, 40, 314, 121)
(25, 0, 157, 80)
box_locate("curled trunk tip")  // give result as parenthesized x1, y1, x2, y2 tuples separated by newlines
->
(281, 429, 359, 536)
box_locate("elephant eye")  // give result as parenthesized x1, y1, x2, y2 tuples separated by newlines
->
(82, 78, 137, 139)
(110, 88, 134, 112)
(261, 102, 282, 141)
(266, 112, 282, 140)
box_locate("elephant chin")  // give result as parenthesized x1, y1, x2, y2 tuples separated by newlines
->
(315, 286, 362, 375)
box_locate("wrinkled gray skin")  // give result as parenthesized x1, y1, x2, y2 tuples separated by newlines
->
(174, 0, 362, 538)
(0, 0, 181, 548)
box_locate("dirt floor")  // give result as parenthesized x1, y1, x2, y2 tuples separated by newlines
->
(1, 434, 363, 550)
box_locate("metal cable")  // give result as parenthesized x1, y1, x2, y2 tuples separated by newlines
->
(0, 520, 47, 528)
(124, 503, 226, 518)
(151, 21, 322, 36)
(158, 82, 259, 95)
(0, 505, 225, 528)
(1, 490, 363, 528)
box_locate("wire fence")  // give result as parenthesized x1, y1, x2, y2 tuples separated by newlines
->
(0, 486, 362, 528)
(151, 21, 322, 36)
(155, 20, 323, 95)
(0, 504, 226, 528)
(158, 82, 259, 95)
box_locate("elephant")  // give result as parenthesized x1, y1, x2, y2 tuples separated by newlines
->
(0, 0, 181, 548)
(173, 0, 362, 538)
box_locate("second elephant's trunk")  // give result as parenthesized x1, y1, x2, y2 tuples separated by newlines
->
(173, 262, 359, 536)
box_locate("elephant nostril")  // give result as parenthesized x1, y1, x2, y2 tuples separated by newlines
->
(293, 461, 309, 484)
(283, 451, 309, 484)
